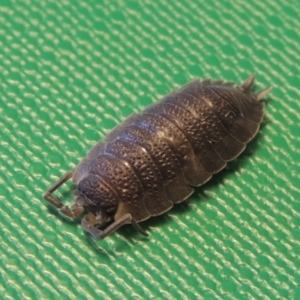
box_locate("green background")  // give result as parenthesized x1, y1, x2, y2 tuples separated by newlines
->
(0, 0, 299, 299)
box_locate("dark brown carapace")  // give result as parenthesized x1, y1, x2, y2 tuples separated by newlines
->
(44, 75, 271, 239)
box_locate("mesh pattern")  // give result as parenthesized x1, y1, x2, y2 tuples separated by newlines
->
(0, 0, 299, 299)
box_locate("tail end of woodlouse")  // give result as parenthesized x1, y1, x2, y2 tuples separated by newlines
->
(241, 74, 256, 91)
(241, 74, 272, 101)
(255, 86, 273, 101)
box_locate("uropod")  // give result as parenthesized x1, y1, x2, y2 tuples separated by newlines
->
(44, 75, 271, 239)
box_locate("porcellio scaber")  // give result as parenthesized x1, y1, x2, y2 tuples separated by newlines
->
(44, 75, 271, 239)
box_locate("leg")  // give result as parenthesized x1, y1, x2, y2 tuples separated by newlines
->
(44, 171, 84, 218)
(81, 213, 148, 240)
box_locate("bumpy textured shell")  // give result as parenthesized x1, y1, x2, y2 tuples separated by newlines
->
(73, 78, 265, 222)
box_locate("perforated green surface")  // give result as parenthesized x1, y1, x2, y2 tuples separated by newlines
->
(0, 0, 299, 299)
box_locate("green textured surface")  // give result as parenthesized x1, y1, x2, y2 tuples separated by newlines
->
(0, 0, 299, 299)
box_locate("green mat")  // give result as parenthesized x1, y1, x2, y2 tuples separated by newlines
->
(0, 0, 299, 299)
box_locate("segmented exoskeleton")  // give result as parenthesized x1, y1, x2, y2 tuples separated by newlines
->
(44, 75, 271, 239)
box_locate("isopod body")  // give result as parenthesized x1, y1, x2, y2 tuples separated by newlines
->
(44, 75, 271, 239)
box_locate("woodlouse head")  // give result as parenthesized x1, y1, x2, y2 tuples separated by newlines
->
(76, 174, 118, 214)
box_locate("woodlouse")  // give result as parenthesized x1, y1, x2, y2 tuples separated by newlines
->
(44, 75, 271, 239)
